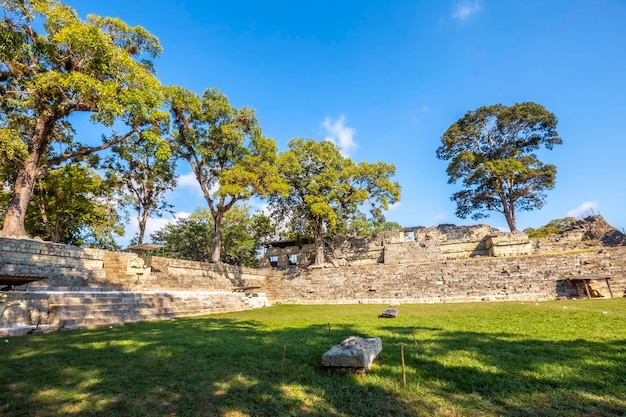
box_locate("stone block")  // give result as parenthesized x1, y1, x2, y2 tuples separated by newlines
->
(322, 336, 382, 370)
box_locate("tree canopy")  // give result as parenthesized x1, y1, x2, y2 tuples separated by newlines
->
(24, 163, 123, 249)
(103, 135, 177, 245)
(269, 138, 400, 265)
(436, 102, 562, 231)
(0, 0, 165, 237)
(151, 205, 271, 267)
(167, 86, 288, 263)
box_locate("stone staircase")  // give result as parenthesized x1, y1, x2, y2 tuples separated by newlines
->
(0, 290, 269, 335)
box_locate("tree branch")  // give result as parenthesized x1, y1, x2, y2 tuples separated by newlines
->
(43, 129, 136, 171)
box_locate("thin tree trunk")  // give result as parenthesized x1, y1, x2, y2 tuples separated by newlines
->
(138, 209, 149, 245)
(313, 218, 325, 265)
(211, 210, 223, 263)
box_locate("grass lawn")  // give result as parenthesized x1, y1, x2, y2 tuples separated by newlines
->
(1, 299, 625, 416)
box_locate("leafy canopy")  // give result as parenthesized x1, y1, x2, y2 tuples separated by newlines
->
(0, 0, 165, 237)
(151, 205, 271, 267)
(103, 134, 177, 245)
(270, 138, 400, 264)
(167, 86, 287, 262)
(436, 102, 562, 231)
(25, 163, 123, 249)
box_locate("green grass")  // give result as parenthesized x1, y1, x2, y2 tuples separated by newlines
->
(1, 299, 625, 416)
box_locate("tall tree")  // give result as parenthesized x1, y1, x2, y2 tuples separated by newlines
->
(25, 163, 123, 249)
(436, 102, 562, 231)
(0, 0, 165, 237)
(103, 135, 177, 245)
(269, 138, 400, 265)
(167, 86, 288, 263)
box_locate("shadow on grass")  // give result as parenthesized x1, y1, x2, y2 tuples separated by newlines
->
(1, 314, 625, 416)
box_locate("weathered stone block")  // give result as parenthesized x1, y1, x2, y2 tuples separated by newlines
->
(322, 336, 382, 370)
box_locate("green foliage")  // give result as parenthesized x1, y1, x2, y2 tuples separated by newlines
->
(346, 212, 402, 236)
(167, 86, 287, 262)
(436, 102, 562, 231)
(270, 138, 400, 264)
(151, 205, 270, 266)
(24, 163, 123, 249)
(0, 0, 165, 237)
(103, 135, 177, 245)
(524, 216, 577, 238)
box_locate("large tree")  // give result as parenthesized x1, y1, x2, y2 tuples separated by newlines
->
(0, 0, 164, 237)
(269, 138, 400, 265)
(167, 86, 287, 263)
(436, 102, 562, 231)
(103, 134, 177, 245)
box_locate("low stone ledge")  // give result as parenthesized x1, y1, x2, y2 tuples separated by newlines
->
(322, 336, 382, 371)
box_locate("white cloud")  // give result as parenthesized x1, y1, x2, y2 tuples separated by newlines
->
(177, 171, 220, 197)
(177, 172, 205, 196)
(567, 201, 599, 218)
(322, 114, 358, 157)
(387, 202, 401, 212)
(452, 0, 483, 21)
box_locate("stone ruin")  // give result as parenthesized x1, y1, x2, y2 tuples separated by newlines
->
(322, 336, 383, 373)
(533, 215, 626, 252)
(261, 215, 626, 269)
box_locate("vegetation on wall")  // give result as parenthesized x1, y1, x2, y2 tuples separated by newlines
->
(524, 217, 577, 238)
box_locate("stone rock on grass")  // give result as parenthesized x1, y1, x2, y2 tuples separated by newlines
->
(322, 336, 382, 371)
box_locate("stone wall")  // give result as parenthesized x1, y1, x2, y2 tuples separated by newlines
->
(264, 247, 626, 304)
(1, 236, 625, 335)
(0, 238, 266, 292)
(0, 238, 269, 334)
(261, 224, 517, 267)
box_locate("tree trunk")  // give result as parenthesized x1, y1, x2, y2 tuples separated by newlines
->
(211, 210, 223, 263)
(2, 154, 41, 238)
(138, 209, 149, 245)
(504, 209, 517, 232)
(313, 218, 325, 265)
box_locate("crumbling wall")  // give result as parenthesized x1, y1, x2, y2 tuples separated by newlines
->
(264, 247, 626, 304)
(0, 237, 269, 333)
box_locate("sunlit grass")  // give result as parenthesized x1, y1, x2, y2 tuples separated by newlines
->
(1, 299, 625, 416)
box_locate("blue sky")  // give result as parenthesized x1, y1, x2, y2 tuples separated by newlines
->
(64, 0, 626, 242)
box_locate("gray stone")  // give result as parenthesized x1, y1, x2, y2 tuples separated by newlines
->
(322, 336, 382, 370)
(381, 308, 398, 318)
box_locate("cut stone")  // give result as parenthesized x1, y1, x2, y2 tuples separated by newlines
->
(381, 308, 398, 318)
(322, 336, 382, 370)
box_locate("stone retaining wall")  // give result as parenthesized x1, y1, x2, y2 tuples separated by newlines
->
(265, 247, 626, 304)
(1, 237, 625, 334)
(0, 238, 270, 334)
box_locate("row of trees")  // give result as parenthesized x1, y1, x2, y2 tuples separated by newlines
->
(0, 0, 401, 266)
(1, 1, 562, 266)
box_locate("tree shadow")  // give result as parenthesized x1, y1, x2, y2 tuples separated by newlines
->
(1, 314, 625, 416)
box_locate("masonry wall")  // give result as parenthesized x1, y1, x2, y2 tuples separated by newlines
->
(0, 238, 266, 292)
(0, 238, 269, 334)
(1, 237, 625, 335)
(264, 247, 626, 304)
